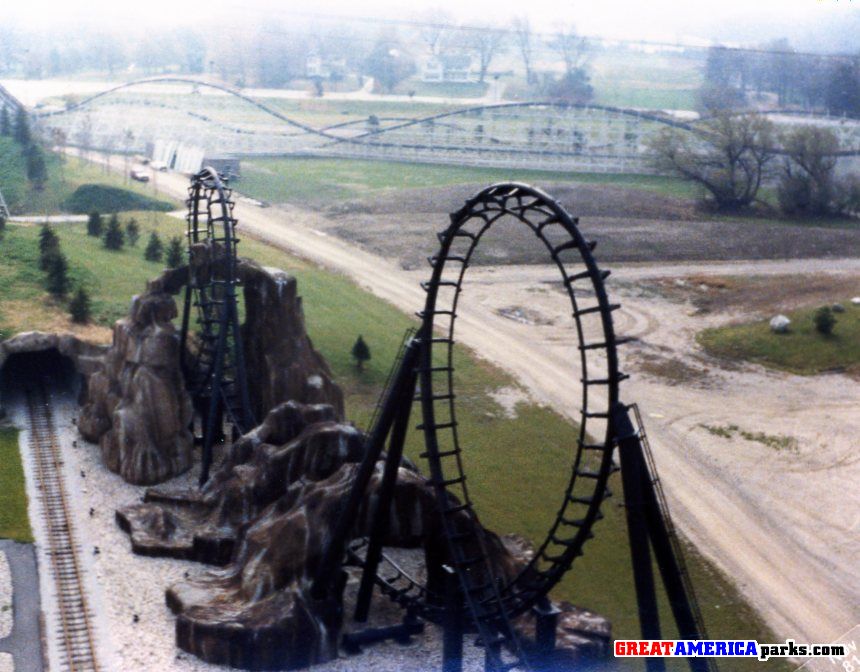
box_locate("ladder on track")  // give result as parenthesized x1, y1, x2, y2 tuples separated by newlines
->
(0, 186, 9, 220)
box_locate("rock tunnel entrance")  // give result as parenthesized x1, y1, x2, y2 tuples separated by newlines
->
(0, 348, 80, 401)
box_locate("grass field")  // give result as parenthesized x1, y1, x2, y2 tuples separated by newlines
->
(590, 50, 703, 111)
(0, 139, 176, 216)
(0, 427, 32, 543)
(0, 212, 789, 668)
(238, 156, 696, 205)
(698, 303, 860, 375)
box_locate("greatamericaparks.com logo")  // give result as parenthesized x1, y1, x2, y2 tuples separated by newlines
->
(614, 639, 847, 662)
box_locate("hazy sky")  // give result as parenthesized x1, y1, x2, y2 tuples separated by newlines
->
(2, 0, 858, 46)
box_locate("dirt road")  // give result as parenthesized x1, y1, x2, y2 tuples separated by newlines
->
(98, 159, 860, 645)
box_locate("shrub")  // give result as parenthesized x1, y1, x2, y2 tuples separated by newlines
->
(813, 306, 836, 335)
(144, 232, 163, 262)
(126, 218, 140, 246)
(102, 214, 124, 250)
(86, 211, 102, 237)
(44, 251, 70, 297)
(69, 286, 91, 324)
(649, 112, 776, 212)
(778, 126, 860, 218)
(351, 335, 371, 370)
(38, 224, 60, 270)
(64, 184, 173, 214)
(165, 236, 184, 269)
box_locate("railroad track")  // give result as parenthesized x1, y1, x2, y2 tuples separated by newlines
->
(25, 383, 100, 672)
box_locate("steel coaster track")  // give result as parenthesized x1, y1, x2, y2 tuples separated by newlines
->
(409, 183, 625, 669)
(25, 384, 100, 672)
(181, 167, 255, 484)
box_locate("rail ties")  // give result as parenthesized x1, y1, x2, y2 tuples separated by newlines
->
(25, 384, 100, 672)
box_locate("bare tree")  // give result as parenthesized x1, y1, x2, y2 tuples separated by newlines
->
(512, 16, 536, 85)
(461, 25, 506, 83)
(415, 9, 454, 56)
(551, 26, 589, 75)
(649, 113, 776, 211)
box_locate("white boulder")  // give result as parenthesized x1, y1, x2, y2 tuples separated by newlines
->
(770, 315, 791, 333)
(851, 297, 860, 306)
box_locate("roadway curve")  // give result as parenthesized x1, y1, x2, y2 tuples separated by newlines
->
(78, 151, 860, 648)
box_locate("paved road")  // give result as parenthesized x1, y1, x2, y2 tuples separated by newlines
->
(0, 541, 43, 672)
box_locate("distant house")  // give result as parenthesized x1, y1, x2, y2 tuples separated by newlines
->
(306, 54, 347, 81)
(421, 54, 478, 83)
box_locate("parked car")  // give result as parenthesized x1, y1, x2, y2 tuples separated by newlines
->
(130, 169, 150, 183)
(149, 161, 168, 172)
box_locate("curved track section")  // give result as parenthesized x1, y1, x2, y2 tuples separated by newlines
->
(25, 384, 99, 672)
(181, 167, 254, 484)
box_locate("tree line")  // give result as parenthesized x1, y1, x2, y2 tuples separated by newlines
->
(701, 42, 860, 117)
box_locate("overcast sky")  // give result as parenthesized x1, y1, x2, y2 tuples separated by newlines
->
(2, 0, 858, 47)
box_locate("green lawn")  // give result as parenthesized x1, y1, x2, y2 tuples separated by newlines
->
(698, 303, 860, 375)
(0, 139, 179, 216)
(0, 427, 32, 543)
(393, 79, 490, 99)
(237, 156, 696, 205)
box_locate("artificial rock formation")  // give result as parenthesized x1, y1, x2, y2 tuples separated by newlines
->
(164, 462, 522, 671)
(0, 331, 107, 377)
(79, 289, 194, 485)
(116, 400, 359, 564)
(239, 261, 344, 420)
(78, 257, 344, 485)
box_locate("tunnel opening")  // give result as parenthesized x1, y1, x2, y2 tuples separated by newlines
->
(1, 348, 81, 403)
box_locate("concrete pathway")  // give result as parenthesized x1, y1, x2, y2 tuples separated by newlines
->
(0, 541, 43, 672)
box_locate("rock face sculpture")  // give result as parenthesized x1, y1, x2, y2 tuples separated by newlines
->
(78, 259, 344, 486)
(116, 400, 358, 564)
(239, 261, 344, 421)
(78, 289, 194, 485)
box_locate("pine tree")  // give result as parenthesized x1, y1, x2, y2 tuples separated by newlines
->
(26, 145, 47, 191)
(0, 107, 10, 136)
(13, 108, 31, 146)
(144, 232, 163, 262)
(103, 214, 124, 250)
(351, 335, 371, 371)
(69, 286, 91, 324)
(45, 251, 70, 296)
(165, 236, 184, 268)
(87, 211, 102, 237)
(38, 224, 60, 270)
(126, 218, 140, 246)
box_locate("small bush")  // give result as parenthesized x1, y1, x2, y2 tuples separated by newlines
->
(64, 184, 173, 214)
(144, 232, 163, 262)
(103, 214, 124, 250)
(126, 218, 140, 246)
(44, 251, 70, 297)
(165, 236, 184, 269)
(351, 335, 371, 370)
(38, 224, 60, 269)
(813, 306, 836, 335)
(86, 211, 102, 237)
(69, 286, 91, 324)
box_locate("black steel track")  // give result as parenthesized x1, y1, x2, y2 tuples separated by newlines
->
(180, 167, 254, 485)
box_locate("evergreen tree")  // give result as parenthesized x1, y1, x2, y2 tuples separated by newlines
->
(0, 107, 10, 136)
(126, 218, 140, 246)
(69, 286, 91, 324)
(38, 224, 60, 270)
(13, 108, 31, 146)
(144, 232, 163, 262)
(351, 335, 371, 371)
(26, 145, 48, 191)
(814, 306, 836, 335)
(165, 236, 184, 268)
(86, 211, 102, 237)
(103, 214, 124, 250)
(45, 251, 70, 296)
